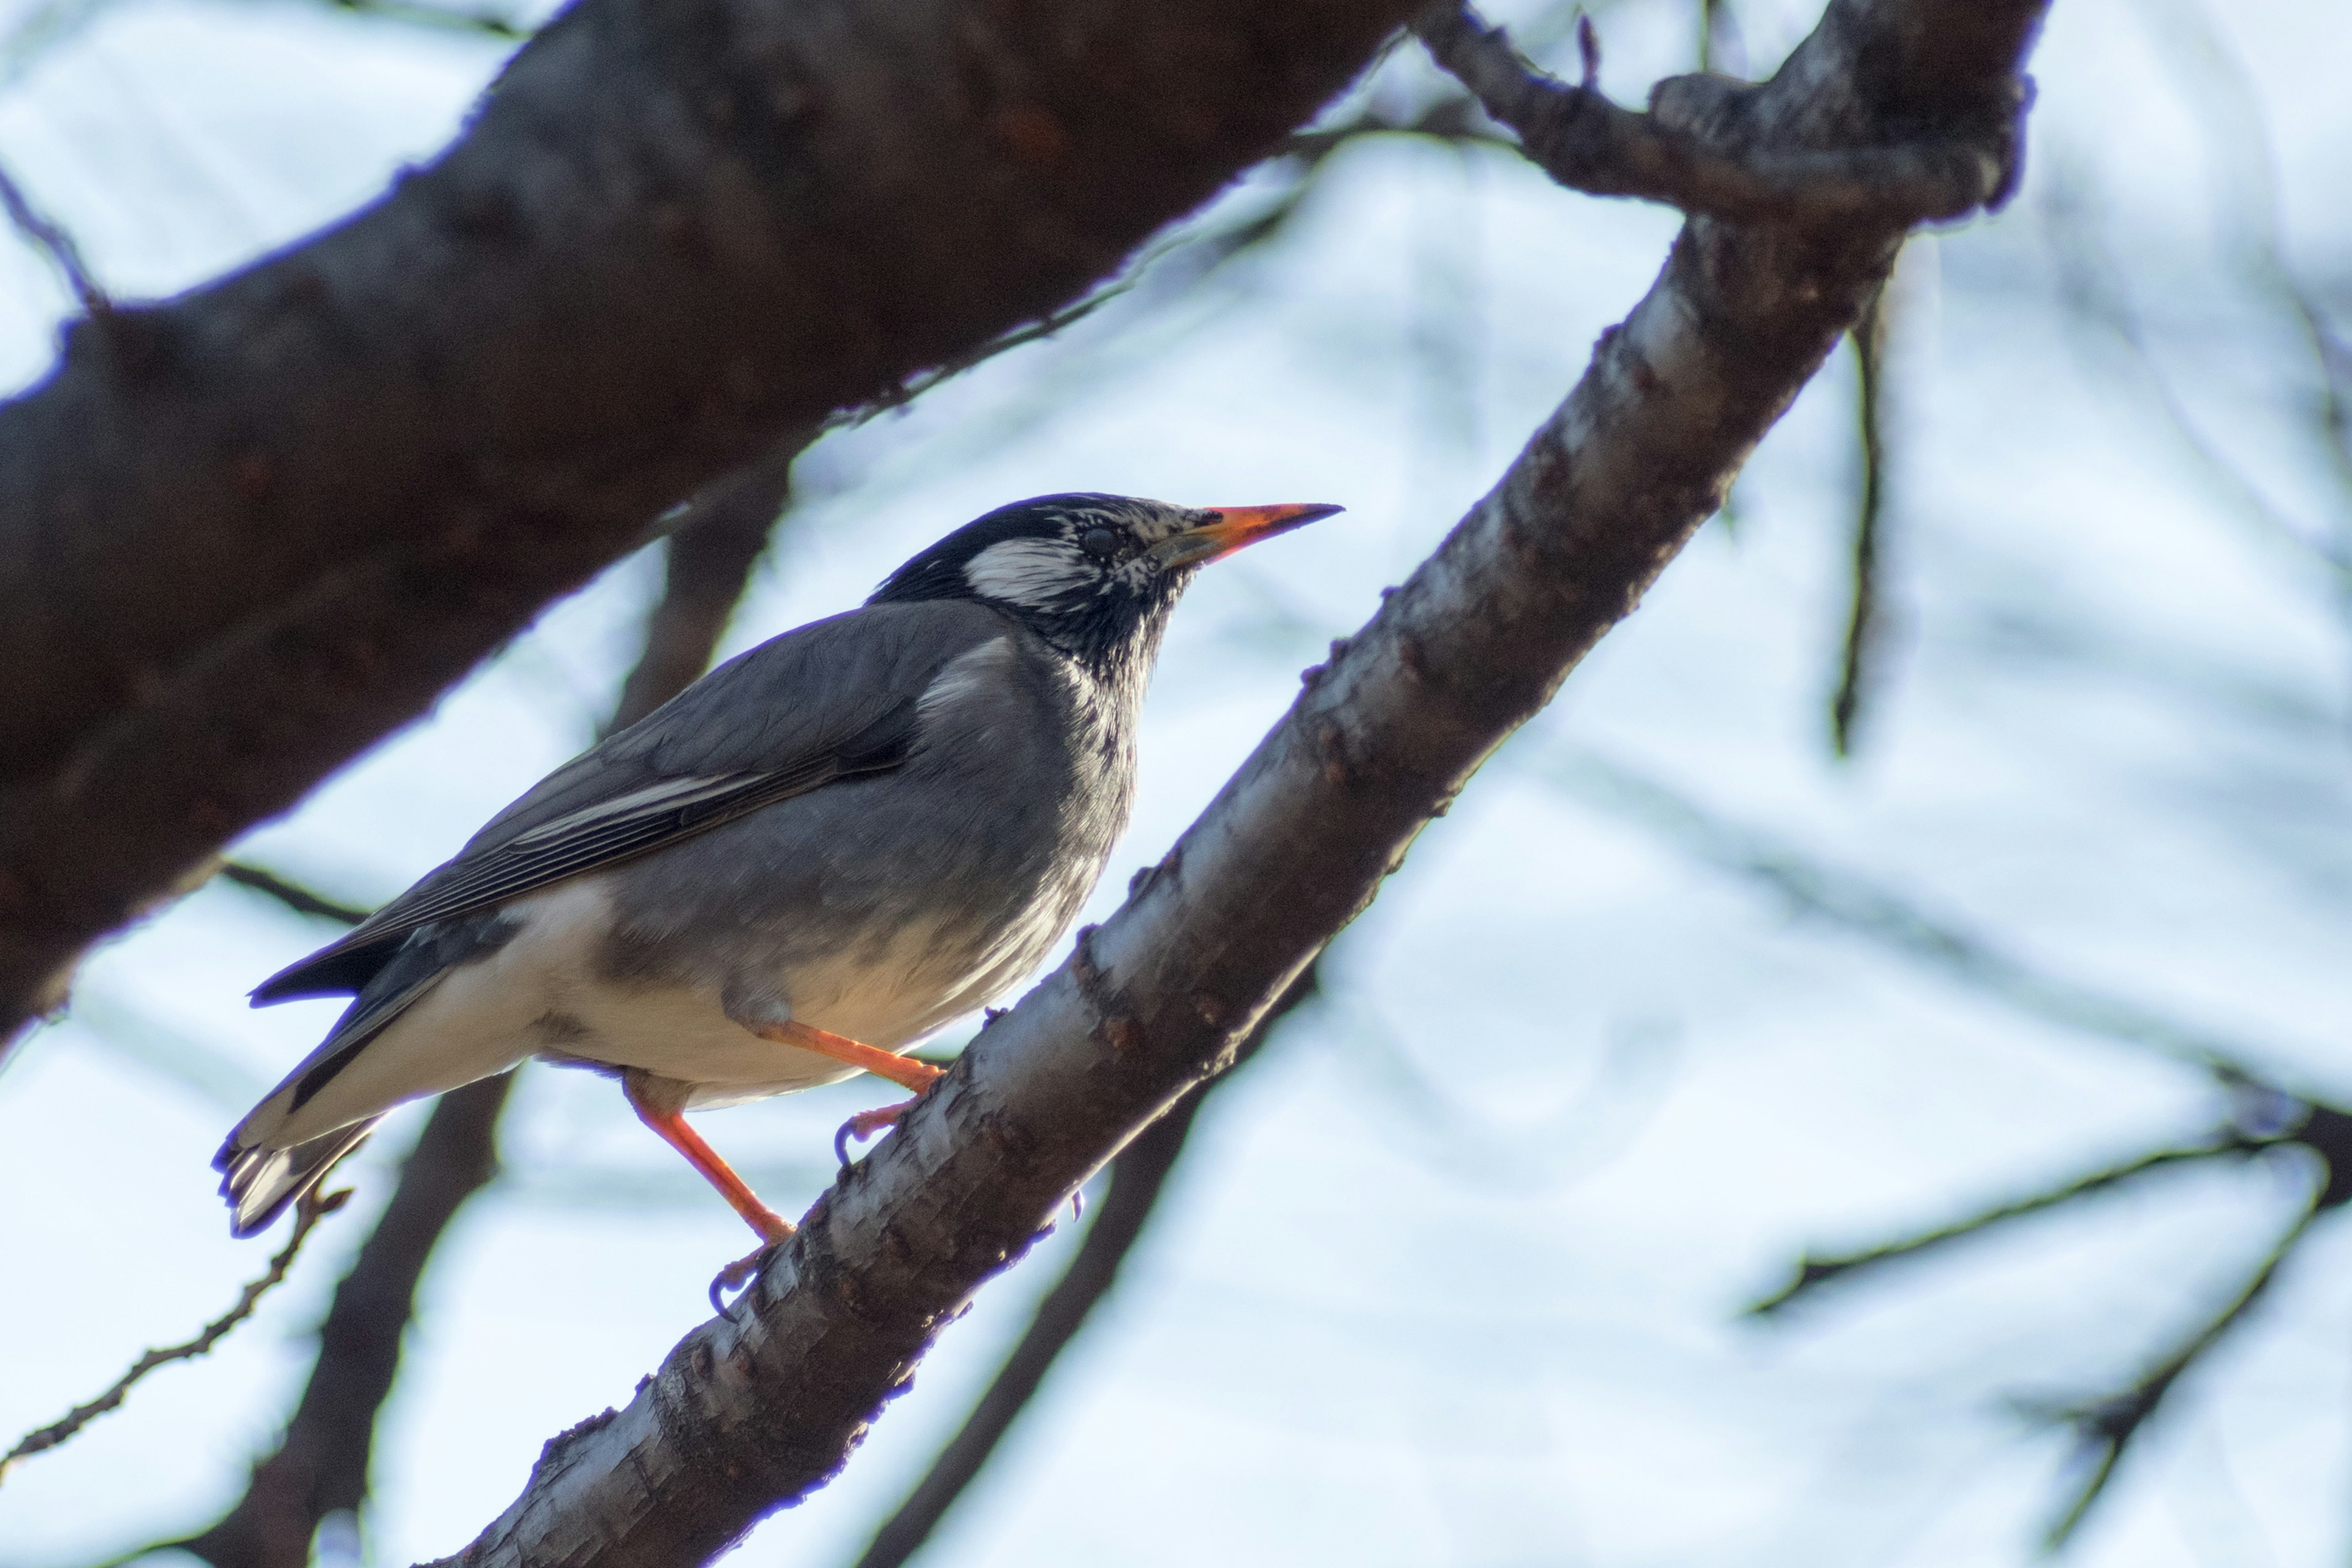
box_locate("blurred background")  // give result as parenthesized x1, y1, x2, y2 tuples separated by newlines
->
(1, 0, 2348, 1563)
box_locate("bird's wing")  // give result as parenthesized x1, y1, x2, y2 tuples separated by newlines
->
(252, 599, 1016, 1003)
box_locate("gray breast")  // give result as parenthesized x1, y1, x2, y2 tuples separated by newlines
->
(591, 624, 1138, 1045)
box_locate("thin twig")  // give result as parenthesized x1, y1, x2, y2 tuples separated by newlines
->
(1747, 1128, 2277, 1316)
(1830, 284, 1891, 758)
(0, 1183, 351, 1480)
(218, 863, 372, 927)
(2043, 179, 2352, 587)
(2026, 1195, 2320, 1548)
(321, 0, 527, 37)
(1544, 748, 2293, 1082)
(0, 154, 108, 318)
(1412, 1, 2012, 227)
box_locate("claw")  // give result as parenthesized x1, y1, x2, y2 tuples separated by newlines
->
(834, 1101, 913, 1168)
(709, 1240, 783, 1315)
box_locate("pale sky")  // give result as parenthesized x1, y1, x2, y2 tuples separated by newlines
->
(2, 1, 2349, 1564)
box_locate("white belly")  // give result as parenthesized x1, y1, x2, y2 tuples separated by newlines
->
(281, 870, 1055, 1137)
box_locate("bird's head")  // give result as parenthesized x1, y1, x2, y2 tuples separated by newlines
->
(869, 493, 1343, 673)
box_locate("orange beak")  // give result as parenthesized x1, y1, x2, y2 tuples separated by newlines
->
(1150, 502, 1344, 568)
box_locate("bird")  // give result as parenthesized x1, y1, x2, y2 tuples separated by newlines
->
(216, 492, 1341, 1283)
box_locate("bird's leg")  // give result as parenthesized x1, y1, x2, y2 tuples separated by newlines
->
(745, 1019, 944, 1094)
(744, 1020, 946, 1168)
(622, 1070, 794, 1243)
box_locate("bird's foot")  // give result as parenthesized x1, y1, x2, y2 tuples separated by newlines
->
(834, 1101, 914, 1168)
(709, 1232, 791, 1316)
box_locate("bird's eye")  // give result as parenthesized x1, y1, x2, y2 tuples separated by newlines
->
(1080, 526, 1121, 560)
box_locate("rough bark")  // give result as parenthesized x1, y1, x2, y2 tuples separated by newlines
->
(848, 967, 1314, 1568)
(428, 2, 2049, 1563)
(0, 0, 1423, 1052)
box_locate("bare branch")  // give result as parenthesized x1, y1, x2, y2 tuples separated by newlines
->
(1747, 1128, 2276, 1316)
(0, 1183, 349, 1482)
(2028, 1195, 2318, 1548)
(316, 0, 527, 37)
(1544, 748, 2294, 1084)
(0, 156, 108, 319)
(217, 862, 373, 927)
(849, 967, 1316, 1568)
(1829, 283, 1890, 757)
(1411, 1, 2020, 228)
(420, 4, 2046, 1561)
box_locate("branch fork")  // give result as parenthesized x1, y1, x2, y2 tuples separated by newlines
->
(1412, 1, 2024, 229)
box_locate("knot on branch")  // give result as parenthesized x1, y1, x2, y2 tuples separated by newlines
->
(1411, 1, 2024, 232)
(1071, 925, 1143, 1055)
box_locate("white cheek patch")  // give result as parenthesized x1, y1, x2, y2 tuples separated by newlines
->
(963, 538, 1091, 609)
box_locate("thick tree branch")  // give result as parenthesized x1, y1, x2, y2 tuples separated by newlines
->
(0, 0, 1425, 1054)
(604, 437, 802, 738)
(849, 967, 1315, 1568)
(424, 4, 2046, 1562)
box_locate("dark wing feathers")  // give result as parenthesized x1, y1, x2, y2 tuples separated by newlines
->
(252, 600, 1012, 1004)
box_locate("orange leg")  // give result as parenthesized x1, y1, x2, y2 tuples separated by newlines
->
(623, 1073, 793, 1243)
(747, 1019, 944, 1094)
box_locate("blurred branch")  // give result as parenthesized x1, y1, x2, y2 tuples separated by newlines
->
(2042, 179, 2352, 587)
(217, 863, 374, 927)
(0, 156, 107, 319)
(1412, 1, 2018, 227)
(1545, 748, 2293, 1082)
(1697, 0, 1746, 76)
(317, 0, 528, 37)
(848, 966, 1317, 1568)
(1748, 1125, 2279, 1316)
(1615, 706, 2352, 1546)
(2027, 1173, 2329, 1549)
(606, 437, 804, 734)
(429, 2, 2045, 1558)
(166, 444, 802, 1568)
(0, 1183, 350, 1483)
(1829, 284, 1890, 758)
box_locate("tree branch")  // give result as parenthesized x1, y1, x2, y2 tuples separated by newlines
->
(1410, 1, 2022, 228)
(1, 1185, 349, 1482)
(0, 0, 1427, 1055)
(217, 863, 375, 928)
(848, 966, 1316, 1568)
(1829, 282, 1890, 757)
(1746, 1127, 2277, 1317)
(605, 437, 803, 737)
(0, 156, 108, 320)
(424, 4, 2045, 1561)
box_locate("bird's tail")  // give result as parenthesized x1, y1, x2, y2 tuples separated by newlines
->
(214, 1119, 379, 1238)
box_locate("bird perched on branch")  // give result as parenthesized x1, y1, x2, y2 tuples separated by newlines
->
(216, 492, 1340, 1283)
